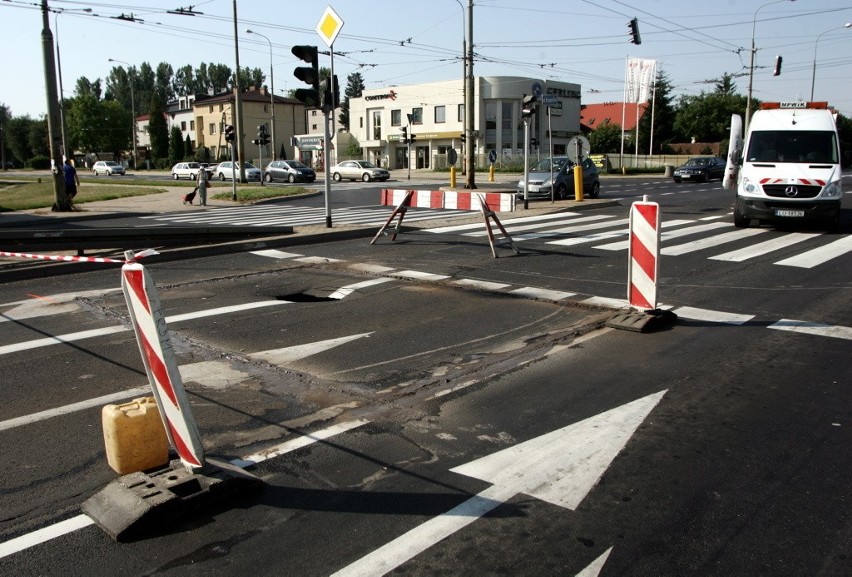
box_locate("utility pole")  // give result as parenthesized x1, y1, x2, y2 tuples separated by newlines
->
(41, 0, 71, 211)
(232, 0, 246, 183)
(464, 0, 476, 189)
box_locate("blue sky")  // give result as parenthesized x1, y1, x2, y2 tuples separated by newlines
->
(3, 0, 852, 119)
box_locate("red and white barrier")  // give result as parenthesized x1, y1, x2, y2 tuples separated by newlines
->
(121, 252, 205, 471)
(380, 189, 515, 212)
(627, 199, 660, 310)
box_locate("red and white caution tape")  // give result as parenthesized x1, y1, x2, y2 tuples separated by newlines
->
(0, 249, 159, 264)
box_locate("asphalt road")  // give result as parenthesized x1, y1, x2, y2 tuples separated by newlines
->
(0, 176, 850, 575)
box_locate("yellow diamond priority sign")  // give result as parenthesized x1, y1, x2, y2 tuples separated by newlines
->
(316, 5, 344, 47)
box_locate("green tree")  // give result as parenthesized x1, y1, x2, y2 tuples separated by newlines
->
(101, 100, 132, 156)
(339, 72, 364, 131)
(148, 96, 169, 160)
(66, 93, 101, 153)
(715, 73, 738, 96)
(589, 119, 622, 154)
(156, 62, 174, 103)
(5, 115, 37, 163)
(674, 91, 748, 143)
(184, 134, 193, 159)
(168, 126, 184, 165)
(27, 118, 49, 158)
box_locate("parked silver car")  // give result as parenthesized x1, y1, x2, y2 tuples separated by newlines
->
(516, 157, 600, 200)
(216, 161, 262, 181)
(91, 160, 125, 176)
(331, 160, 390, 182)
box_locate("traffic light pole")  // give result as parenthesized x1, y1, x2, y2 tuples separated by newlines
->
(230, 141, 237, 201)
(323, 108, 332, 228)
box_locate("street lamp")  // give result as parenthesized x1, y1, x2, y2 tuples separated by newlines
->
(246, 28, 276, 160)
(452, 0, 467, 176)
(53, 8, 92, 160)
(108, 58, 137, 169)
(811, 22, 852, 101)
(745, 0, 796, 131)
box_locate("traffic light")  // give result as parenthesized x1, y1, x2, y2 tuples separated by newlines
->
(459, 133, 465, 142)
(628, 18, 641, 45)
(292, 45, 319, 107)
(224, 124, 235, 143)
(401, 126, 408, 144)
(332, 74, 340, 109)
(773, 55, 783, 76)
(319, 77, 332, 113)
(409, 131, 417, 144)
(521, 93, 538, 118)
(257, 125, 270, 146)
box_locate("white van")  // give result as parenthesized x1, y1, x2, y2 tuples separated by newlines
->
(723, 101, 843, 228)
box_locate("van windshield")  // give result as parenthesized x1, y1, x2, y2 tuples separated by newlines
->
(746, 130, 837, 163)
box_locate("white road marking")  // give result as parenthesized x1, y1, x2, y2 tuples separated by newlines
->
(394, 270, 452, 282)
(672, 306, 754, 325)
(0, 325, 130, 356)
(0, 386, 150, 432)
(710, 232, 821, 262)
(249, 249, 304, 259)
(332, 391, 666, 577)
(424, 212, 582, 234)
(250, 333, 373, 365)
(0, 288, 122, 323)
(768, 319, 852, 340)
(328, 278, 394, 299)
(0, 420, 371, 559)
(451, 278, 512, 291)
(774, 235, 852, 268)
(509, 287, 575, 300)
(661, 228, 767, 256)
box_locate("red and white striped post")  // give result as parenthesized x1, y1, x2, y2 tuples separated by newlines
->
(627, 197, 661, 310)
(120, 250, 206, 471)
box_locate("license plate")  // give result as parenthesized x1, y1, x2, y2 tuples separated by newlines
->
(775, 209, 805, 218)
(681, 174, 691, 179)
(528, 185, 541, 192)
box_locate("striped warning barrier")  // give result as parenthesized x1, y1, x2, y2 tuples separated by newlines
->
(627, 200, 661, 310)
(380, 189, 515, 212)
(121, 254, 206, 471)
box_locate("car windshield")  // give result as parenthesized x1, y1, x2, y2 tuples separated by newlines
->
(105, 161, 119, 166)
(288, 161, 308, 169)
(685, 158, 710, 167)
(746, 130, 838, 163)
(359, 161, 378, 168)
(532, 158, 569, 172)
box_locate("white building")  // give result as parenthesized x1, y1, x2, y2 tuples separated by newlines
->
(346, 76, 582, 170)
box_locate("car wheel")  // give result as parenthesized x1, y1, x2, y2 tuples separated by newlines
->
(362, 173, 372, 182)
(93, 170, 98, 176)
(733, 198, 750, 228)
(190, 173, 196, 180)
(589, 181, 600, 199)
(673, 177, 681, 183)
(173, 173, 179, 180)
(219, 173, 226, 181)
(288, 174, 296, 183)
(554, 183, 568, 200)
(703, 172, 710, 182)
(264, 173, 273, 183)
(333, 172, 342, 182)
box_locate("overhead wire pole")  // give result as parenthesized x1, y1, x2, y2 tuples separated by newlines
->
(464, 0, 476, 189)
(40, 0, 70, 211)
(233, 0, 246, 183)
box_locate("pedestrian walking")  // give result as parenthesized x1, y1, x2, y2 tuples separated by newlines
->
(63, 158, 79, 201)
(197, 167, 211, 206)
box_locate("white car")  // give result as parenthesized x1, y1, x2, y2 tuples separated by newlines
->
(91, 160, 125, 176)
(216, 161, 262, 181)
(171, 162, 207, 180)
(331, 160, 390, 182)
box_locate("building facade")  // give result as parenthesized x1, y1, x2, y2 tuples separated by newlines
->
(194, 87, 307, 163)
(346, 76, 582, 169)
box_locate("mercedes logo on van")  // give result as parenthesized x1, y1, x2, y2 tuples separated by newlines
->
(785, 185, 799, 197)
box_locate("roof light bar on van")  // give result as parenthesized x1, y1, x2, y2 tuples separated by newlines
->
(760, 101, 828, 110)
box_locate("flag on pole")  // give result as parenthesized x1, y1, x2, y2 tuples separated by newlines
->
(626, 58, 656, 103)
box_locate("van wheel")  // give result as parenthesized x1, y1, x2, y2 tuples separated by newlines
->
(733, 198, 750, 228)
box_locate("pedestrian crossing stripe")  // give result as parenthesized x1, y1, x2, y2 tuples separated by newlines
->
(422, 212, 851, 269)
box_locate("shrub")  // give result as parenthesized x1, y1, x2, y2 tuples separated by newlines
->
(29, 155, 51, 170)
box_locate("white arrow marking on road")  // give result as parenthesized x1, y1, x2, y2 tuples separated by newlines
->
(577, 546, 613, 577)
(332, 390, 667, 577)
(249, 332, 373, 365)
